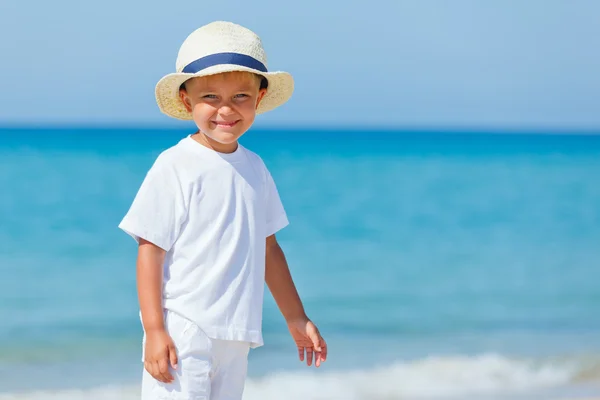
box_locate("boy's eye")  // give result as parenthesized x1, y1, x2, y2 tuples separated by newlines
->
(234, 94, 249, 99)
(203, 94, 218, 99)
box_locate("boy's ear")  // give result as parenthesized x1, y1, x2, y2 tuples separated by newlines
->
(179, 89, 193, 112)
(255, 88, 267, 109)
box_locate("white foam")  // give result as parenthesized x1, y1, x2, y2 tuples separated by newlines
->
(0, 353, 586, 400)
(0, 386, 139, 400)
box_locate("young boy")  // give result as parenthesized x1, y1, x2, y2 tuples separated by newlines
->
(118, 21, 327, 400)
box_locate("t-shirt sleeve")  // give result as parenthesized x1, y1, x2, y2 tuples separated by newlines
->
(265, 167, 289, 237)
(118, 156, 188, 251)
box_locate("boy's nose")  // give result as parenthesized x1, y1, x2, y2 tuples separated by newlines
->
(218, 104, 235, 115)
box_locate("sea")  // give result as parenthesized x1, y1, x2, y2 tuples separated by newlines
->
(1, 127, 599, 400)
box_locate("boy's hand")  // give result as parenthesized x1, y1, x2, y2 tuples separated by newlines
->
(144, 329, 178, 383)
(287, 317, 327, 367)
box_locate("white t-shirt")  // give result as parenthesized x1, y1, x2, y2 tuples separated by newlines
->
(118, 135, 288, 348)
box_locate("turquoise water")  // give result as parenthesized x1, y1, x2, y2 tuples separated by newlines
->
(1, 127, 600, 399)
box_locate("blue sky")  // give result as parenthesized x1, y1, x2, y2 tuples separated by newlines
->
(0, 0, 598, 130)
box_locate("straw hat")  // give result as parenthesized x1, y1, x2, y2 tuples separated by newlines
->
(155, 21, 294, 120)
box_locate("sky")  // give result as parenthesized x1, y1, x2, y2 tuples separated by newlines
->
(0, 0, 599, 131)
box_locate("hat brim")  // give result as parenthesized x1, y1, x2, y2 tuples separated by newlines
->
(155, 64, 294, 120)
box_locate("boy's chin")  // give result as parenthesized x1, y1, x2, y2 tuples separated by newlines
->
(204, 131, 243, 145)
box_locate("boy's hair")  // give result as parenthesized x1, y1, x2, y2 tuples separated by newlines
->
(179, 72, 268, 92)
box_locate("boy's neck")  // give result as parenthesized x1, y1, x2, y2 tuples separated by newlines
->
(191, 132, 238, 154)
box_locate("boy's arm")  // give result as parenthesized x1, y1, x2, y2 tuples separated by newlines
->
(265, 234, 327, 367)
(137, 239, 167, 333)
(137, 239, 178, 383)
(264, 234, 307, 321)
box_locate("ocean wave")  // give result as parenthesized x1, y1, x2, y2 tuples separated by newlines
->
(0, 353, 596, 400)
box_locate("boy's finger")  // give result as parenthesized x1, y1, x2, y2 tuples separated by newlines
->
(169, 345, 178, 369)
(152, 361, 163, 382)
(310, 333, 322, 352)
(158, 358, 173, 382)
(298, 346, 304, 361)
(306, 348, 313, 366)
(315, 352, 321, 368)
(148, 362, 160, 382)
(152, 360, 165, 382)
(320, 338, 328, 361)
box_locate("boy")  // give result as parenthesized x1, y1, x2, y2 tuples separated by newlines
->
(119, 21, 327, 400)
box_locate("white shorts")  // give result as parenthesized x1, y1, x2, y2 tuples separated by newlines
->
(141, 310, 251, 400)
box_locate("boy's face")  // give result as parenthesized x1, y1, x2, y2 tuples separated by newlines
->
(180, 72, 267, 148)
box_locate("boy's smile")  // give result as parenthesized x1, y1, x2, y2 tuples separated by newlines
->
(211, 120, 240, 128)
(179, 71, 266, 153)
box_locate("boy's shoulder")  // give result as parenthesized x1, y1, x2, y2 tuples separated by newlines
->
(145, 137, 197, 178)
(241, 145, 276, 179)
(159, 138, 190, 160)
(240, 145, 266, 167)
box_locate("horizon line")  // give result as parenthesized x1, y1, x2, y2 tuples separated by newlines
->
(1, 123, 599, 136)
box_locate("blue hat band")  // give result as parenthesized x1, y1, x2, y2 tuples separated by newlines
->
(182, 52, 268, 74)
